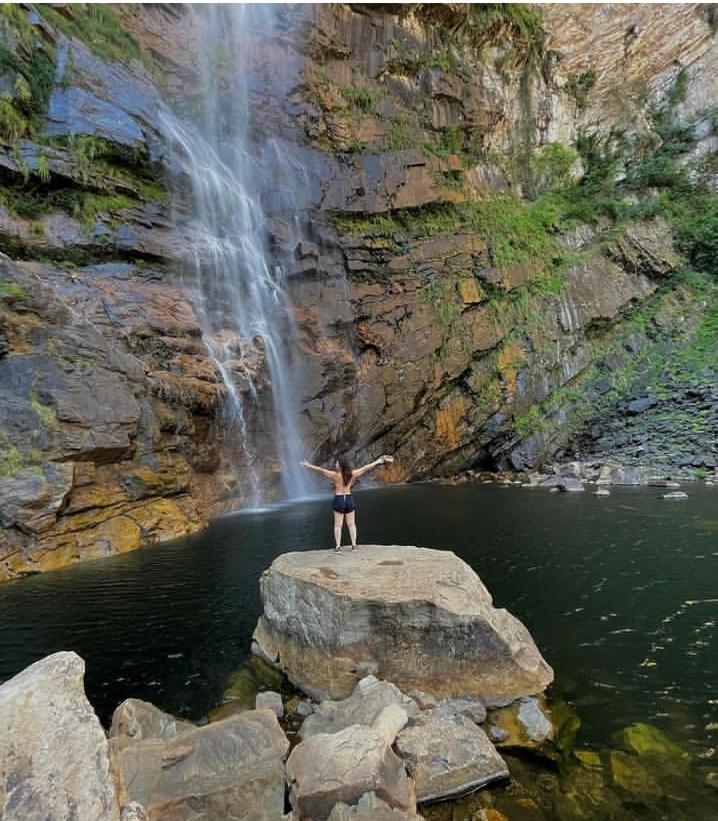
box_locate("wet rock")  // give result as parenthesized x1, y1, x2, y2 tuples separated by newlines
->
(110, 698, 193, 748)
(595, 488, 611, 496)
(253, 546, 553, 702)
(489, 726, 509, 743)
(0, 462, 74, 534)
(541, 476, 585, 492)
(256, 690, 284, 718)
(395, 709, 508, 802)
(439, 697, 487, 725)
(0, 651, 120, 820)
(616, 722, 689, 761)
(626, 395, 658, 414)
(487, 696, 556, 754)
(287, 706, 413, 820)
(111, 709, 289, 820)
(295, 700, 315, 718)
(300, 676, 418, 740)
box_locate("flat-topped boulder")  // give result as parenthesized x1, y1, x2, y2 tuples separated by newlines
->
(252, 546, 553, 702)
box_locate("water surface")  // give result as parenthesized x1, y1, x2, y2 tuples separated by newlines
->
(1, 483, 716, 813)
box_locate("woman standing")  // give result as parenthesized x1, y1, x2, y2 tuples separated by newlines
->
(299, 454, 394, 552)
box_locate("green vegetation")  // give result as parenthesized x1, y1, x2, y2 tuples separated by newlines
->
(0, 445, 23, 478)
(420, 273, 464, 331)
(70, 193, 133, 229)
(333, 195, 567, 268)
(29, 391, 57, 429)
(0, 280, 26, 301)
(415, 3, 546, 65)
(532, 143, 578, 195)
(35, 4, 141, 65)
(0, 6, 56, 142)
(565, 68, 597, 109)
(339, 86, 376, 114)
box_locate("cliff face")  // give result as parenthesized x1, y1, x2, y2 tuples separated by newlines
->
(1, 4, 716, 579)
(287, 3, 717, 478)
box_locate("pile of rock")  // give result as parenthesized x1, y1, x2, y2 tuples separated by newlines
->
(0, 546, 555, 820)
(516, 460, 718, 497)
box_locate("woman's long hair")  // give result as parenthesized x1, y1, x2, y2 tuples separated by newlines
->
(337, 456, 353, 487)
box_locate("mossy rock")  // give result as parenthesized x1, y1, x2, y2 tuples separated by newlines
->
(615, 722, 688, 761)
(607, 750, 662, 796)
(221, 667, 263, 710)
(488, 693, 580, 762)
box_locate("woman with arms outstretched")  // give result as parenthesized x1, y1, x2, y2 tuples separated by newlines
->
(299, 454, 394, 553)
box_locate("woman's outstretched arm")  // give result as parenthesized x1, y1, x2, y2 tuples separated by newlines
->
(351, 454, 394, 479)
(299, 460, 337, 480)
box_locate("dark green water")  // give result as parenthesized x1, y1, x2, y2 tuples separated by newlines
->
(1, 483, 716, 815)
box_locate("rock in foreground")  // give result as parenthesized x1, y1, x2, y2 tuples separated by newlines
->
(396, 709, 509, 802)
(253, 546, 553, 701)
(0, 651, 120, 820)
(111, 709, 288, 820)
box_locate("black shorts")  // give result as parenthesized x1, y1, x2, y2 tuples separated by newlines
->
(332, 494, 355, 514)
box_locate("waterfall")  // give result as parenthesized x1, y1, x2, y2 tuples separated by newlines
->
(162, 4, 311, 504)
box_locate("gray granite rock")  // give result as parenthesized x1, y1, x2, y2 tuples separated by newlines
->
(395, 709, 508, 802)
(0, 651, 120, 820)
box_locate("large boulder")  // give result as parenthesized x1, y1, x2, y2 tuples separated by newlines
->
(0, 651, 120, 820)
(395, 709, 509, 803)
(253, 546, 553, 701)
(110, 709, 289, 820)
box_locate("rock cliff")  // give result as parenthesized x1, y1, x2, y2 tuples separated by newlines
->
(1, 4, 717, 577)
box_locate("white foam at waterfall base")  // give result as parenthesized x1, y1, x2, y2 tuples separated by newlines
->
(161, 4, 311, 505)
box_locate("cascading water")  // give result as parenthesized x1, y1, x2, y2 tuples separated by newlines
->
(162, 4, 312, 504)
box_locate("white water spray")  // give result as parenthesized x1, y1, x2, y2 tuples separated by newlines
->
(162, 4, 311, 504)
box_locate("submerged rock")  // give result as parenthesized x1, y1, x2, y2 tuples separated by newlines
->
(253, 546, 553, 702)
(395, 709, 509, 802)
(0, 651, 120, 820)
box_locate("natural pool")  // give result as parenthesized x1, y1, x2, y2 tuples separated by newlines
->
(1, 482, 716, 818)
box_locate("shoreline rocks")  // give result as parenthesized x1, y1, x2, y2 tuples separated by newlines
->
(0, 651, 120, 821)
(252, 546, 553, 703)
(1, 547, 557, 819)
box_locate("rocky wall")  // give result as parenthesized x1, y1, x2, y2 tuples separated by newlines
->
(1, 3, 716, 579)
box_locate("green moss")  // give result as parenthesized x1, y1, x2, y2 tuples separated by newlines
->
(29, 391, 56, 429)
(0, 445, 23, 478)
(0, 279, 26, 301)
(420, 273, 463, 331)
